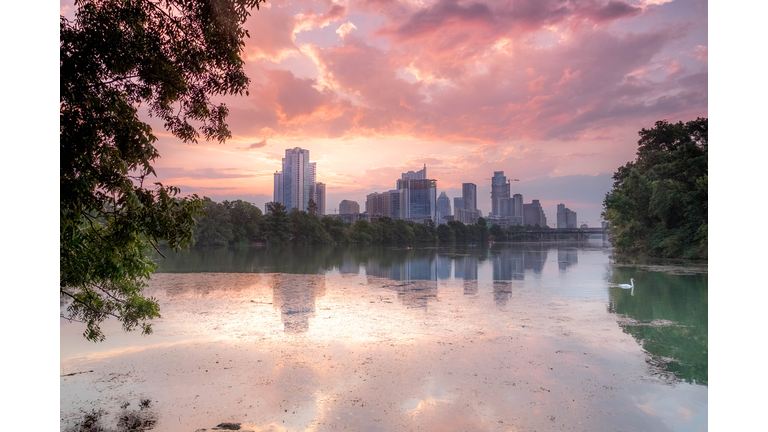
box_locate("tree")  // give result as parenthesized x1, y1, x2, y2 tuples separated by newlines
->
(227, 200, 263, 245)
(194, 198, 234, 246)
(476, 217, 488, 243)
(307, 198, 318, 216)
(489, 224, 506, 241)
(436, 223, 454, 243)
(60, 0, 265, 341)
(603, 118, 707, 258)
(264, 202, 292, 244)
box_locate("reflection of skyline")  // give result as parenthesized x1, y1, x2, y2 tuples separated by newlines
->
(366, 256, 437, 285)
(492, 250, 524, 281)
(493, 282, 512, 306)
(558, 249, 579, 272)
(271, 274, 326, 333)
(339, 257, 359, 276)
(454, 255, 478, 281)
(524, 250, 548, 273)
(437, 255, 452, 280)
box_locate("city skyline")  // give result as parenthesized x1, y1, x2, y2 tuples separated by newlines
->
(59, 0, 707, 227)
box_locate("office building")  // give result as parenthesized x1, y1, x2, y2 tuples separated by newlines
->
(454, 183, 480, 223)
(315, 182, 326, 215)
(490, 171, 511, 216)
(512, 194, 523, 220)
(329, 212, 368, 224)
(557, 204, 577, 228)
(436, 192, 451, 220)
(454, 197, 464, 214)
(339, 200, 360, 215)
(401, 165, 427, 180)
(523, 199, 547, 227)
(462, 183, 477, 212)
(388, 190, 402, 219)
(273, 171, 283, 205)
(366, 192, 390, 219)
(397, 165, 437, 223)
(456, 207, 482, 224)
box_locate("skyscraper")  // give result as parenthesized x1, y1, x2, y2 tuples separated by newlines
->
(316, 182, 326, 215)
(397, 165, 437, 223)
(523, 199, 547, 227)
(462, 183, 477, 211)
(455, 183, 480, 223)
(401, 164, 427, 180)
(436, 192, 451, 220)
(491, 171, 511, 216)
(273, 147, 318, 212)
(454, 197, 464, 214)
(557, 204, 577, 228)
(273, 171, 283, 205)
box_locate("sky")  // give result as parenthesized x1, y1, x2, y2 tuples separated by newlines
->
(60, 0, 708, 226)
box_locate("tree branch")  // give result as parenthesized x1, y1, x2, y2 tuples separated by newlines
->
(60, 289, 122, 320)
(147, 238, 166, 258)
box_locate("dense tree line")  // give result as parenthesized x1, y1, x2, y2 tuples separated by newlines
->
(603, 118, 707, 259)
(190, 200, 498, 246)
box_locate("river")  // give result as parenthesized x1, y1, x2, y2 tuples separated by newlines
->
(60, 241, 707, 431)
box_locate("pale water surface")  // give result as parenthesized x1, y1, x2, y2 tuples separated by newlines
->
(60, 242, 707, 431)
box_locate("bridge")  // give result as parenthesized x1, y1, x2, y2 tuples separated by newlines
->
(503, 227, 609, 242)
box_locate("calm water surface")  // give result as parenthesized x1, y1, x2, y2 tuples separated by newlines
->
(60, 242, 707, 431)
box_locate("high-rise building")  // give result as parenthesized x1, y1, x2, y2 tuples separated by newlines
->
(436, 192, 451, 220)
(315, 182, 326, 215)
(273, 171, 283, 205)
(273, 147, 317, 212)
(511, 194, 523, 225)
(401, 164, 427, 180)
(491, 171, 511, 216)
(455, 183, 479, 224)
(397, 178, 437, 222)
(456, 207, 482, 224)
(523, 199, 547, 227)
(388, 190, 402, 219)
(454, 197, 464, 214)
(557, 204, 577, 228)
(397, 165, 437, 223)
(339, 200, 360, 214)
(462, 183, 477, 211)
(366, 192, 391, 219)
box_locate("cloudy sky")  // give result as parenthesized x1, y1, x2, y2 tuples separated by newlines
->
(61, 0, 707, 226)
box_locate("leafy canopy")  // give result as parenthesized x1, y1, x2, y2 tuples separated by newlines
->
(603, 118, 707, 259)
(60, 0, 265, 341)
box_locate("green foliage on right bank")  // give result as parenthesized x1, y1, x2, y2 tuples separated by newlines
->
(603, 118, 707, 259)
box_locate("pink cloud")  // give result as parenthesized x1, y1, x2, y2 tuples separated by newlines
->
(141, 0, 706, 224)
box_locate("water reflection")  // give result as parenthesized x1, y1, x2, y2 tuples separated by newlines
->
(154, 244, 708, 384)
(606, 265, 708, 385)
(558, 248, 578, 273)
(271, 274, 326, 333)
(492, 249, 524, 281)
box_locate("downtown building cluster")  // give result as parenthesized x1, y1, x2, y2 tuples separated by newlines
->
(363, 165, 437, 224)
(270, 148, 579, 228)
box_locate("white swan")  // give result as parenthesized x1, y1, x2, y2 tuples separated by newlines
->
(618, 278, 634, 296)
(618, 278, 634, 289)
